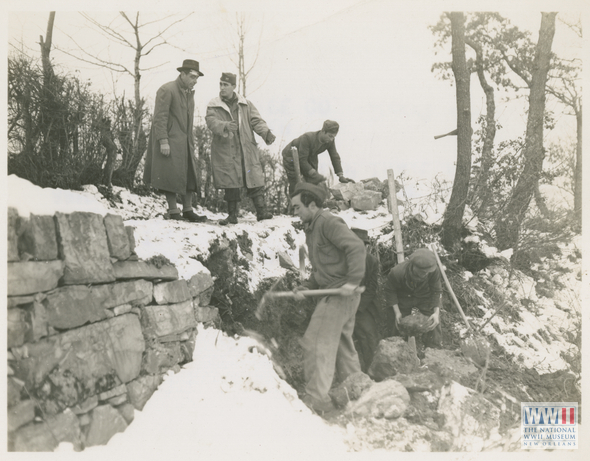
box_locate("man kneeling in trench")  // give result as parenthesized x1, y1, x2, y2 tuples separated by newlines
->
(384, 248, 443, 349)
(290, 182, 366, 413)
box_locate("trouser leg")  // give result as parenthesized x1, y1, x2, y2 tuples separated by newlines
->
(302, 293, 361, 403)
(353, 309, 380, 373)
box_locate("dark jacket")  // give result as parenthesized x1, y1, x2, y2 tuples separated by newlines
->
(206, 93, 272, 189)
(384, 258, 442, 308)
(304, 209, 366, 289)
(358, 252, 380, 314)
(143, 77, 199, 195)
(282, 131, 343, 178)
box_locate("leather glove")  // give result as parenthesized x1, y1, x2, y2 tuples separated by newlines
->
(307, 169, 326, 185)
(338, 175, 355, 183)
(265, 131, 276, 145)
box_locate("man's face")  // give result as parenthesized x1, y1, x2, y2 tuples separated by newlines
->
(319, 130, 336, 144)
(180, 71, 200, 90)
(410, 263, 436, 282)
(291, 194, 314, 224)
(220, 81, 236, 98)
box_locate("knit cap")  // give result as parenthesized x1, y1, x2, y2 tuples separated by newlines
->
(410, 248, 436, 270)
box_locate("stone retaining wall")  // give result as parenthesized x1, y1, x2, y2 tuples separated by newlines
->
(7, 209, 218, 451)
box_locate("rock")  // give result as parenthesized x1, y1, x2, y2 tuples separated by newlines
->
(113, 260, 178, 281)
(195, 306, 220, 323)
(55, 212, 115, 285)
(44, 285, 109, 329)
(460, 336, 491, 367)
(8, 207, 20, 262)
(11, 409, 82, 452)
(103, 214, 131, 260)
(329, 182, 365, 202)
(153, 279, 191, 305)
(107, 394, 128, 406)
(8, 377, 24, 407)
(8, 307, 27, 348)
(423, 349, 478, 382)
(278, 251, 296, 270)
(98, 383, 127, 402)
(7, 260, 64, 296)
(71, 395, 99, 415)
(198, 286, 215, 307)
(113, 304, 133, 316)
(329, 372, 373, 407)
(125, 226, 136, 253)
(141, 300, 196, 339)
(8, 399, 36, 432)
(23, 301, 49, 343)
(116, 402, 135, 424)
(13, 314, 145, 393)
(7, 292, 45, 308)
(438, 381, 501, 451)
(107, 280, 154, 307)
(85, 404, 128, 447)
(398, 312, 431, 336)
(347, 380, 410, 419)
(390, 369, 444, 392)
(126, 374, 164, 411)
(368, 337, 419, 381)
(491, 274, 503, 286)
(361, 177, 386, 195)
(336, 200, 350, 211)
(18, 214, 58, 260)
(187, 270, 215, 301)
(142, 341, 184, 374)
(351, 190, 382, 211)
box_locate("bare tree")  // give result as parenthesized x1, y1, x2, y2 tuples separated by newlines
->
(58, 12, 193, 187)
(441, 12, 472, 250)
(227, 13, 263, 97)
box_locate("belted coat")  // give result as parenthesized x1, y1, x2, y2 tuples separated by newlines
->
(143, 77, 199, 195)
(205, 93, 272, 189)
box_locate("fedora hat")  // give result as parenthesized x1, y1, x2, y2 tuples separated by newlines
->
(177, 59, 204, 76)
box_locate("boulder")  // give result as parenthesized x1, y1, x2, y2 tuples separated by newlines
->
(125, 226, 136, 253)
(55, 212, 115, 284)
(438, 381, 502, 451)
(8, 307, 27, 348)
(126, 374, 164, 411)
(7, 292, 45, 308)
(195, 306, 220, 323)
(8, 399, 36, 433)
(44, 285, 109, 329)
(113, 260, 178, 281)
(103, 214, 131, 260)
(361, 177, 386, 195)
(347, 379, 410, 419)
(329, 372, 373, 408)
(390, 369, 444, 392)
(113, 304, 133, 316)
(423, 348, 478, 382)
(116, 402, 135, 424)
(18, 214, 58, 260)
(141, 300, 196, 339)
(13, 314, 145, 393)
(7, 207, 20, 262)
(329, 182, 366, 202)
(142, 340, 184, 374)
(398, 312, 431, 336)
(105, 280, 154, 307)
(85, 404, 128, 447)
(107, 394, 128, 406)
(8, 377, 24, 407)
(351, 190, 382, 211)
(71, 395, 99, 415)
(187, 269, 215, 305)
(368, 337, 419, 381)
(98, 383, 127, 402)
(22, 301, 49, 343)
(153, 279, 191, 305)
(11, 409, 82, 452)
(7, 260, 64, 296)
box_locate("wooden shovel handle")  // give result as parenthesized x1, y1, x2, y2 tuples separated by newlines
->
(265, 286, 365, 298)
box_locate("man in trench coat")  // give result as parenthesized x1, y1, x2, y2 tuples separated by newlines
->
(206, 72, 276, 225)
(143, 59, 206, 222)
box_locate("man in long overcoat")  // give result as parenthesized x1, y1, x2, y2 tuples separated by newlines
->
(143, 59, 206, 222)
(206, 72, 276, 225)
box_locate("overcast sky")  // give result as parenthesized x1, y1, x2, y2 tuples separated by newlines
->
(4, 1, 585, 191)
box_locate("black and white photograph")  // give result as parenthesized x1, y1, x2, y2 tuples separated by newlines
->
(3, 0, 587, 458)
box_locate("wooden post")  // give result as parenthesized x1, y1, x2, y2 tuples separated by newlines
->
(387, 169, 404, 263)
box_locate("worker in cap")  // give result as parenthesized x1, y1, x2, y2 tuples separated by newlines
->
(206, 72, 276, 225)
(289, 184, 366, 414)
(144, 59, 207, 222)
(351, 228, 382, 372)
(282, 120, 355, 195)
(383, 248, 443, 349)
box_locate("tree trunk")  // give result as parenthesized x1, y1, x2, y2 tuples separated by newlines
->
(495, 13, 556, 250)
(441, 12, 472, 250)
(573, 107, 582, 223)
(40, 12, 56, 80)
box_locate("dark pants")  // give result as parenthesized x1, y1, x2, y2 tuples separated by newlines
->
(223, 186, 264, 202)
(353, 307, 380, 372)
(395, 297, 442, 348)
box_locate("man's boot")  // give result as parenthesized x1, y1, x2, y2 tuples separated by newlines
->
(253, 195, 273, 221)
(219, 201, 239, 225)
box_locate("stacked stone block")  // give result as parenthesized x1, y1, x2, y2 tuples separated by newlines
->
(7, 209, 217, 451)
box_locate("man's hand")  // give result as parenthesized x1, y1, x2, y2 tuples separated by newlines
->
(307, 169, 327, 185)
(393, 305, 402, 328)
(339, 283, 359, 296)
(338, 175, 355, 183)
(160, 143, 170, 157)
(266, 132, 276, 145)
(227, 121, 239, 133)
(426, 310, 440, 331)
(292, 287, 306, 301)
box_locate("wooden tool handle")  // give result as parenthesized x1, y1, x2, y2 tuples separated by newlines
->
(265, 286, 365, 298)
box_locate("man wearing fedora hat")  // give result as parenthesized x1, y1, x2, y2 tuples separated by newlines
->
(290, 182, 365, 413)
(206, 72, 276, 225)
(144, 59, 207, 222)
(282, 120, 355, 195)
